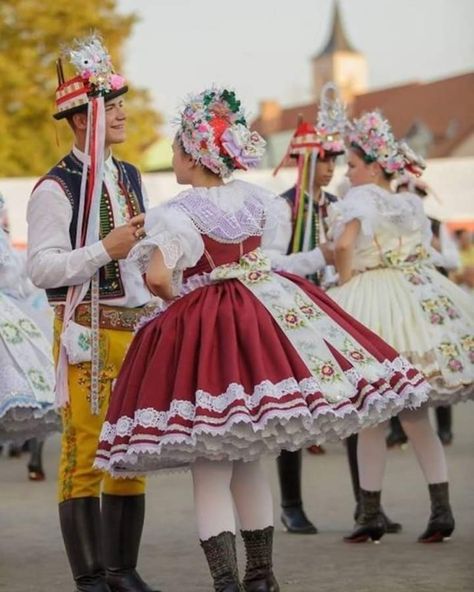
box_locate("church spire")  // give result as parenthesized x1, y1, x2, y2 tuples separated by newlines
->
(315, 1, 357, 58)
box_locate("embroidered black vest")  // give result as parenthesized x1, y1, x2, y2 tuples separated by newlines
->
(35, 151, 146, 303)
(281, 186, 337, 254)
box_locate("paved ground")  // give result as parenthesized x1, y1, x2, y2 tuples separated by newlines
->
(1, 404, 473, 592)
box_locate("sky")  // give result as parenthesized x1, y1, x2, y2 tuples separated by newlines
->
(118, 0, 474, 131)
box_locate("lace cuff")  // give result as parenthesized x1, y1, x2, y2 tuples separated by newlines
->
(128, 231, 184, 274)
(128, 203, 204, 274)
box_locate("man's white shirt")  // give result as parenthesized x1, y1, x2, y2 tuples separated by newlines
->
(27, 146, 151, 307)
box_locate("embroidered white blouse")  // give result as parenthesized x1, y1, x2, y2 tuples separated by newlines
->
(327, 184, 436, 271)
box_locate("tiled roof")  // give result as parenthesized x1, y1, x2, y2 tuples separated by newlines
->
(252, 73, 474, 158)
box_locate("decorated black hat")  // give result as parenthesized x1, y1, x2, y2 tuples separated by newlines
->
(53, 34, 128, 120)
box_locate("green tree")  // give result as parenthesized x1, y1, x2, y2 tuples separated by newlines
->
(0, 0, 160, 177)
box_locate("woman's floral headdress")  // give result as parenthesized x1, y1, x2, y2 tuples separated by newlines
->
(177, 87, 266, 178)
(347, 111, 405, 174)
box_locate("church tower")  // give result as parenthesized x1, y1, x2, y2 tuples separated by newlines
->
(312, 1, 368, 104)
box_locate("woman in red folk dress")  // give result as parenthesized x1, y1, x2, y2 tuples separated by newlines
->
(95, 88, 429, 592)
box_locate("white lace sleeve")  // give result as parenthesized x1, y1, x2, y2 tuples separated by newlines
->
(328, 187, 377, 242)
(261, 197, 326, 276)
(261, 196, 292, 254)
(128, 204, 204, 274)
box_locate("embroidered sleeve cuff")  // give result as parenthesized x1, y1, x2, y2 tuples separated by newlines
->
(89, 241, 113, 266)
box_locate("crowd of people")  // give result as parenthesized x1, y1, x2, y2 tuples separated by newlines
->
(1, 34, 473, 592)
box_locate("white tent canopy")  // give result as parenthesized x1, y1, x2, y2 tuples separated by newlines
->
(2, 157, 473, 245)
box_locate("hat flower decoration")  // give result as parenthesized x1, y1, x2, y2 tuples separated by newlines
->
(348, 111, 405, 174)
(178, 87, 266, 178)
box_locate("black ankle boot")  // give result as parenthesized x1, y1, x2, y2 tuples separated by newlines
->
(345, 489, 386, 543)
(353, 502, 402, 534)
(436, 406, 453, 445)
(27, 438, 45, 481)
(277, 450, 317, 534)
(418, 482, 455, 543)
(58, 497, 111, 591)
(200, 531, 244, 592)
(102, 494, 160, 592)
(241, 527, 280, 592)
(386, 417, 408, 448)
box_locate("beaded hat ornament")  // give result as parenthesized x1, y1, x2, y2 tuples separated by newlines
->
(54, 33, 127, 120)
(314, 82, 347, 156)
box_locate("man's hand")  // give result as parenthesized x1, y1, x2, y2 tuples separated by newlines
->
(319, 242, 335, 265)
(130, 213, 145, 228)
(102, 220, 146, 260)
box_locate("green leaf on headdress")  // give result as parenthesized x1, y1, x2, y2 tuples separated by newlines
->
(222, 89, 241, 113)
(222, 154, 234, 170)
(203, 92, 214, 106)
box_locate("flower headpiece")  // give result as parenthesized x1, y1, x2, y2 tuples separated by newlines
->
(315, 82, 347, 155)
(347, 111, 405, 174)
(397, 141, 427, 177)
(177, 87, 266, 178)
(53, 33, 127, 120)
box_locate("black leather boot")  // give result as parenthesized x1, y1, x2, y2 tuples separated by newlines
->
(344, 489, 386, 543)
(418, 482, 455, 543)
(386, 416, 408, 448)
(58, 497, 111, 591)
(200, 531, 244, 592)
(241, 527, 280, 592)
(27, 438, 45, 481)
(436, 406, 453, 445)
(102, 494, 160, 592)
(277, 450, 317, 534)
(348, 435, 401, 534)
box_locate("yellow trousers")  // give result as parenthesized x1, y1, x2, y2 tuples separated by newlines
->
(55, 319, 145, 501)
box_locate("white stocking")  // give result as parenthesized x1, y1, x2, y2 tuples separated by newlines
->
(399, 406, 448, 484)
(230, 460, 274, 531)
(192, 458, 236, 540)
(357, 421, 388, 491)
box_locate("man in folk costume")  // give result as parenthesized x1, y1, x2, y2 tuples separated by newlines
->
(27, 35, 159, 592)
(265, 83, 401, 535)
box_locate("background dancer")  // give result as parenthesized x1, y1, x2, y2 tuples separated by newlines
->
(328, 112, 474, 543)
(387, 164, 461, 448)
(0, 192, 55, 480)
(0, 193, 58, 449)
(265, 84, 400, 535)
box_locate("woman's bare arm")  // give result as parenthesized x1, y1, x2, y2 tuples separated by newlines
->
(145, 248, 175, 300)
